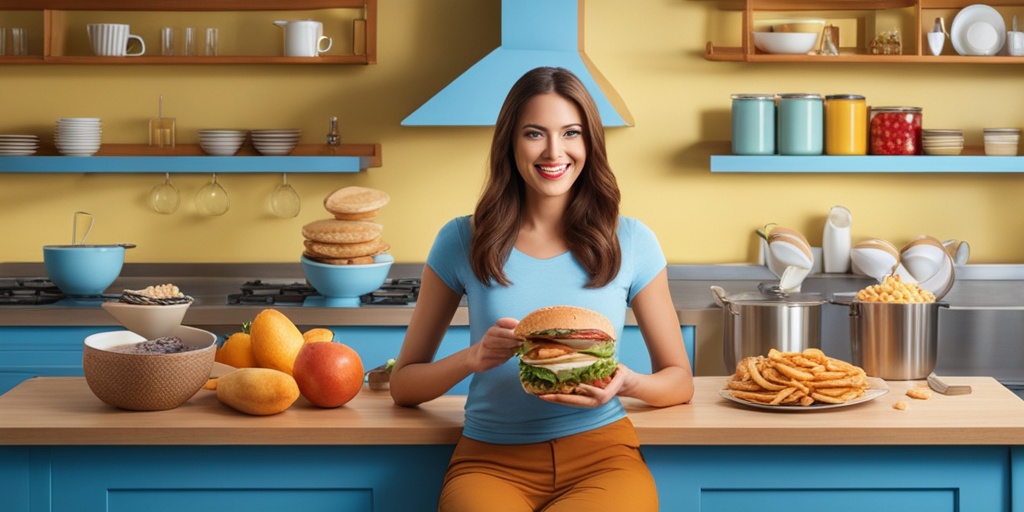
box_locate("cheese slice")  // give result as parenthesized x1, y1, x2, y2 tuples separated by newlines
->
(521, 353, 597, 367)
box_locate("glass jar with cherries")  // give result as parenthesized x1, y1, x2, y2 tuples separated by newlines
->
(869, 107, 922, 155)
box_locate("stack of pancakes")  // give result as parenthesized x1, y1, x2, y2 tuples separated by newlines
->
(301, 186, 390, 265)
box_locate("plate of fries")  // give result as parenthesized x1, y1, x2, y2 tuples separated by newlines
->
(721, 348, 888, 411)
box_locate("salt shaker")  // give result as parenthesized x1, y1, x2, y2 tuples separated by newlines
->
(326, 116, 339, 146)
(928, 17, 946, 56)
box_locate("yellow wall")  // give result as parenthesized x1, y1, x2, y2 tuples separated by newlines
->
(2, 1, 1024, 265)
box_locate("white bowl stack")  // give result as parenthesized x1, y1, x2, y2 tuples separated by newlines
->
(197, 129, 248, 156)
(251, 129, 302, 156)
(54, 117, 102, 156)
(922, 129, 964, 156)
(983, 128, 1020, 156)
(0, 134, 40, 156)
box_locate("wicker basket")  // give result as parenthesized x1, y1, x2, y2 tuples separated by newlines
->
(83, 326, 216, 411)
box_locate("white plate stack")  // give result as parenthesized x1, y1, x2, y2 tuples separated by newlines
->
(0, 134, 41, 156)
(198, 129, 248, 156)
(251, 129, 302, 156)
(54, 118, 102, 156)
(984, 128, 1020, 156)
(922, 129, 964, 156)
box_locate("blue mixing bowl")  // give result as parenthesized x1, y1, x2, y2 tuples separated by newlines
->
(301, 254, 394, 307)
(43, 244, 127, 297)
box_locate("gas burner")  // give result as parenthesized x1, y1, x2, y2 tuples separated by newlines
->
(361, 278, 420, 306)
(226, 278, 421, 306)
(227, 280, 319, 305)
(0, 278, 66, 305)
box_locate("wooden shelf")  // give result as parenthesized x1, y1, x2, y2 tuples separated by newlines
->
(0, 143, 382, 173)
(705, 0, 1024, 63)
(0, 0, 377, 65)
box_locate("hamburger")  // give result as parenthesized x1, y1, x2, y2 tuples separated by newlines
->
(514, 306, 619, 395)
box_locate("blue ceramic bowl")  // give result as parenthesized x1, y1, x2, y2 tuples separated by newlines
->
(43, 245, 126, 297)
(301, 254, 394, 307)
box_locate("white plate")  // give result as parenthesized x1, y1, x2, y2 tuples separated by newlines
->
(719, 377, 889, 411)
(951, 4, 1006, 56)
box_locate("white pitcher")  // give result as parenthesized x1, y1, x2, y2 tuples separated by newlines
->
(274, 20, 332, 57)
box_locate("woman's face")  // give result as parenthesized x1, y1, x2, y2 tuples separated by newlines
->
(513, 92, 587, 201)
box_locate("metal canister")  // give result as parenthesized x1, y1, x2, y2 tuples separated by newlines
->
(777, 93, 823, 155)
(825, 94, 867, 155)
(869, 106, 923, 155)
(712, 286, 826, 369)
(849, 301, 948, 380)
(730, 94, 776, 155)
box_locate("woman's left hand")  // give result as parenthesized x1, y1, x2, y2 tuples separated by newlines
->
(537, 364, 632, 408)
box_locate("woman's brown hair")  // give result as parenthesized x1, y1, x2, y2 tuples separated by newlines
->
(470, 66, 621, 288)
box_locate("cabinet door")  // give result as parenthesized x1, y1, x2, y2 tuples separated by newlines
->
(0, 326, 106, 394)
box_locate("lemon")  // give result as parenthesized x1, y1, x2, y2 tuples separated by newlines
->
(250, 309, 305, 375)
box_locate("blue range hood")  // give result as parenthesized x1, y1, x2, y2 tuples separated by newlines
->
(402, 0, 634, 127)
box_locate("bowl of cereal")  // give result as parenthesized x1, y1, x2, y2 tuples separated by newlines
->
(83, 325, 216, 411)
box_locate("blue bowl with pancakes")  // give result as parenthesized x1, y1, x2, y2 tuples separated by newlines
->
(301, 254, 394, 307)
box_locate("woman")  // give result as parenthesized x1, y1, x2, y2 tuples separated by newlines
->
(390, 66, 693, 512)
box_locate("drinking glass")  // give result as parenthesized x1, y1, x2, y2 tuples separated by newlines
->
(0, 28, 7, 56)
(184, 27, 197, 56)
(195, 173, 229, 216)
(270, 173, 301, 218)
(204, 28, 218, 56)
(12, 27, 26, 56)
(161, 27, 175, 56)
(150, 173, 180, 214)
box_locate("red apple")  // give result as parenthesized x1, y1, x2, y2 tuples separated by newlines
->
(292, 341, 364, 408)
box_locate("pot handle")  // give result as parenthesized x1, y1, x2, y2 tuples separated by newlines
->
(710, 286, 738, 317)
(72, 211, 94, 246)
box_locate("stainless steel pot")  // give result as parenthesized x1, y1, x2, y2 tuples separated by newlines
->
(712, 286, 826, 370)
(849, 301, 948, 380)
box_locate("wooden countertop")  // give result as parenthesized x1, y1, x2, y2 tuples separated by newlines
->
(1, 376, 1022, 446)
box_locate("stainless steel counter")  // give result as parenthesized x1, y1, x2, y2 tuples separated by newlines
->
(3, 262, 1024, 379)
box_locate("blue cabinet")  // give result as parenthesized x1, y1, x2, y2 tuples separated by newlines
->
(0, 444, 1011, 511)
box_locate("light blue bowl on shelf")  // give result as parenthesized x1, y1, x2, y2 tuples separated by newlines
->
(301, 253, 394, 307)
(43, 244, 127, 297)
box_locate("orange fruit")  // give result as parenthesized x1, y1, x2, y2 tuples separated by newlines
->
(249, 309, 305, 375)
(216, 331, 257, 368)
(303, 327, 335, 344)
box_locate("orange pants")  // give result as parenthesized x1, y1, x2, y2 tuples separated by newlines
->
(438, 417, 658, 512)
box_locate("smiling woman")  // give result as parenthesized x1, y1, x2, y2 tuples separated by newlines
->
(389, 66, 694, 512)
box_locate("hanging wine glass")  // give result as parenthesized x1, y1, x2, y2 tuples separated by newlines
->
(270, 173, 301, 218)
(195, 173, 230, 216)
(150, 172, 180, 214)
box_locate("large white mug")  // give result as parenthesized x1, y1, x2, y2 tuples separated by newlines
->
(274, 20, 332, 57)
(87, 23, 145, 57)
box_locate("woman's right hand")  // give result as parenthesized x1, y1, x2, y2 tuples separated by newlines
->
(467, 317, 521, 373)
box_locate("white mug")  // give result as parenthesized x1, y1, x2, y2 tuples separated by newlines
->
(87, 23, 145, 57)
(274, 20, 332, 57)
(1008, 31, 1024, 56)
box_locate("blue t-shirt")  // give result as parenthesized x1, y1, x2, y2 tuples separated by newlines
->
(426, 215, 667, 444)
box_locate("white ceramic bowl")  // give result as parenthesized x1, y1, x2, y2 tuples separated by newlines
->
(900, 236, 947, 282)
(752, 32, 818, 54)
(850, 245, 899, 281)
(101, 300, 191, 340)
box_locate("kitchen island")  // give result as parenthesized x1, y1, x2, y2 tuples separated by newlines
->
(1, 376, 1021, 511)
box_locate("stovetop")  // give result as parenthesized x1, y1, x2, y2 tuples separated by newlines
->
(0, 278, 66, 305)
(227, 278, 420, 306)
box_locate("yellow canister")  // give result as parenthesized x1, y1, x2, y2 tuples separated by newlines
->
(825, 94, 867, 155)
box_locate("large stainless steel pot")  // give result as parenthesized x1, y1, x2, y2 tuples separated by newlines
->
(849, 301, 948, 380)
(712, 286, 826, 369)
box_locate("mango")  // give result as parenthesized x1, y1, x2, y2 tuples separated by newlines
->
(215, 368, 300, 416)
(250, 309, 305, 375)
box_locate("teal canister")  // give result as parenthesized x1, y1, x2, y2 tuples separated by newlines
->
(730, 94, 775, 155)
(777, 93, 824, 155)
